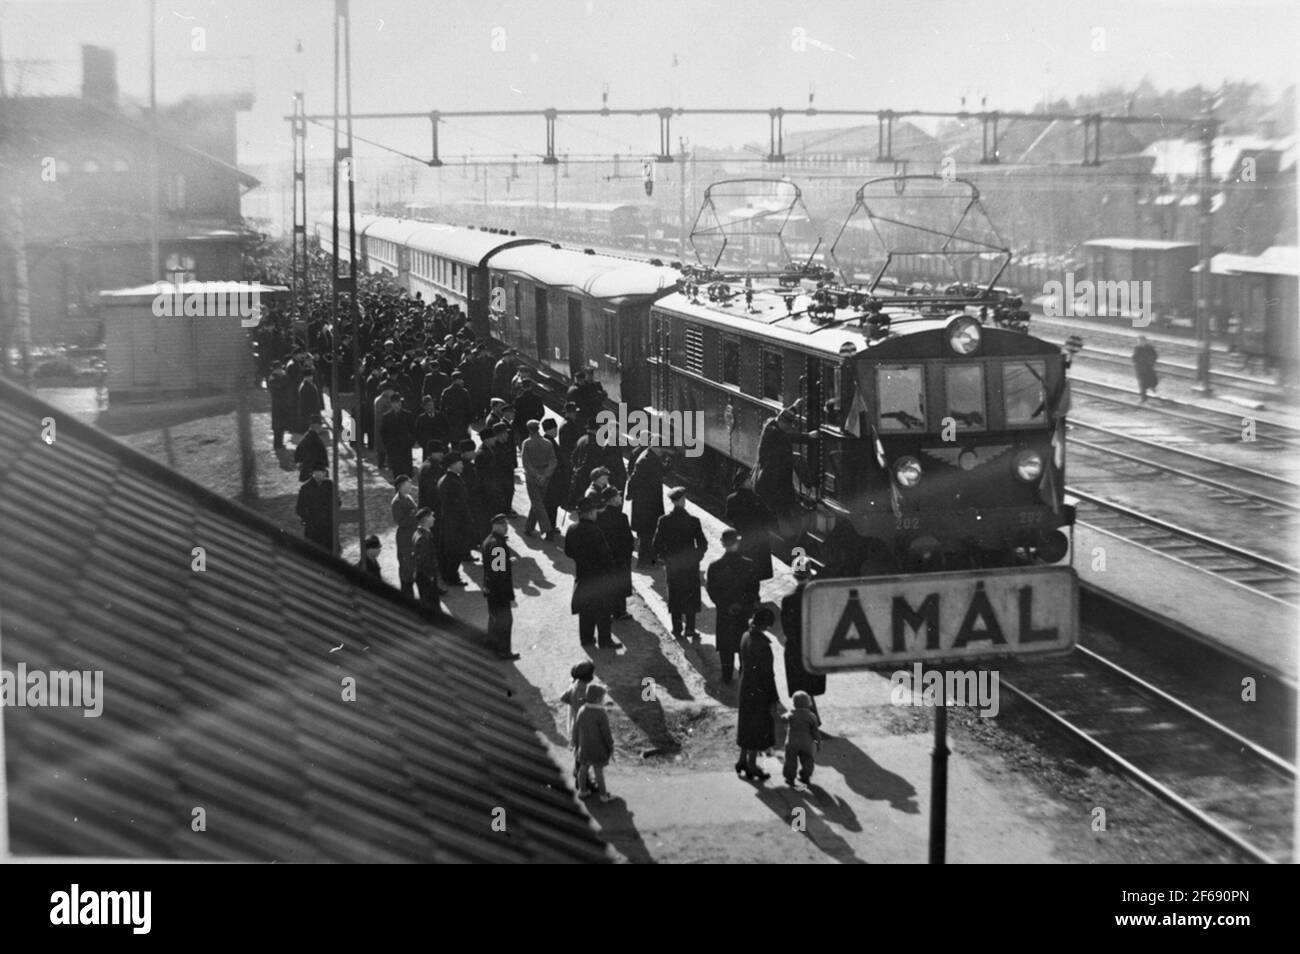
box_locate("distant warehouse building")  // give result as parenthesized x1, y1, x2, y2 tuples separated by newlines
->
(1195, 245, 1300, 383)
(100, 281, 286, 401)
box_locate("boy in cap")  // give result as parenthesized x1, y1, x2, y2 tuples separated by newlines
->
(358, 534, 383, 581)
(295, 463, 334, 551)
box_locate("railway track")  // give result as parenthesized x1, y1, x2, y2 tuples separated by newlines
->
(1069, 489, 1299, 605)
(1067, 418, 1300, 510)
(1070, 378, 1300, 452)
(1000, 640, 1296, 864)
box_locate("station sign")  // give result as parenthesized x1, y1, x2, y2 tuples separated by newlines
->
(801, 565, 1077, 673)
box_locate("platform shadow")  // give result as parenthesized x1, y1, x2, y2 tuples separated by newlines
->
(580, 795, 656, 864)
(818, 737, 919, 814)
(752, 780, 869, 864)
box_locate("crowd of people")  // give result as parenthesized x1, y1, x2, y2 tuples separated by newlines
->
(257, 254, 829, 792)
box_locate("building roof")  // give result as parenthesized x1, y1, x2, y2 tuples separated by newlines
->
(1193, 245, 1300, 278)
(1144, 135, 1289, 181)
(1082, 238, 1199, 252)
(0, 378, 609, 863)
(98, 281, 289, 305)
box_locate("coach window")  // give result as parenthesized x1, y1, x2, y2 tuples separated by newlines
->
(1003, 360, 1046, 425)
(761, 348, 783, 401)
(944, 365, 986, 429)
(603, 312, 617, 358)
(876, 365, 925, 431)
(513, 281, 522, 317)
(721, 337, 741, 387)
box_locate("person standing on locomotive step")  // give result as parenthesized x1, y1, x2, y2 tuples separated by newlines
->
(481, 513, 520, 661)
(652, 487, 708, 639)
(753, 400, 817, 532)
(521, 419, 558, 540)
(724, 472, 775, 581)
(565, 495, 621, 649)
(296, 463, 334, 551)
(390, 474, 418, 600)
(706, 528, 761, 684)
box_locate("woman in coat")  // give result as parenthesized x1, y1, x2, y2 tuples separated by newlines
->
(627, 447, 666, 566)
(735, 607, 780, 781)
(724, 473, 774, 580)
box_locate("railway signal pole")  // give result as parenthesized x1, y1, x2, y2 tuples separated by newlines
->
(1193, 111, 1218, 395)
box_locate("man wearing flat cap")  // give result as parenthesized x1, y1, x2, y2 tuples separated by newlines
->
(707, 528, 761, 683)
(564, 495, 620, 649)
(652, 487, 708, 639)
(357, 534, 383, 581)
(481, 513, 520, 660)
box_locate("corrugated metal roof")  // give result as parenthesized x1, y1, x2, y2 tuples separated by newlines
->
(489, 244, 679, 302)
(0, 379, 609, 863)
(1193, 246, 1300, 278)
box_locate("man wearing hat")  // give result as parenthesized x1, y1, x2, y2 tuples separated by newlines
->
(707, 528, 761, 683)
(521, 419, 558, 539)
(651, 488, 708, 639)
(564, 495, 620, 649)
(489, 419, 519, 517)
(417, 440, 446, 511)
(627, 445, 666, 566)
(380, 393, 416, 482)
(372, 381, 398, 470)
(474, 426, 504, 522)
(293, 413, 330, 482)
(781, 561, 826, 718)
(541, 418, 568, 533)
(481, 514, 520, 660)
(295, 463, 334, 551)
(390, 474, 419, 599)
(357, 534, 383, 581)
(596, 487, 635, 620)
(267, 359, 294, 450)
(557, 401, 583, 464)
(567, 420, 601, 511)
(439, 371, 473, 444)
(512, 379, 545, 444)
(295, 361, 324, 436)
(413, 394, 449, 461)
(492, 349, 519, 403)
(436, 456, 473, 586)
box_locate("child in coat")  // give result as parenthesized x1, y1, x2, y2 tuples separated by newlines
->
(782, 690, 822, 788)
(571, 683, 615, 801)
(560, 661, 597, 789)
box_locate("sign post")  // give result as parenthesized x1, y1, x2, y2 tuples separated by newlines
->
(802, 565, 1078, 863)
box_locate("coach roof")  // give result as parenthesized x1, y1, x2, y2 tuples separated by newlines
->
(488, 244, 679, 303)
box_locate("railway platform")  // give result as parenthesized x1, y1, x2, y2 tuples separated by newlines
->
(1070, 523, 1298, 688)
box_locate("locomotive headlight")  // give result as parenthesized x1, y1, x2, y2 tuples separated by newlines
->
(946, 315, 982, 355)
(894, 455, 923, 487)
(1014, 449, 1044, 482)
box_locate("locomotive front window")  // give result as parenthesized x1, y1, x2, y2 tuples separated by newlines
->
(876, 365, 925, 431)
(944, 365, 986, 430)
(1003, 361, 1046, 424)
(761, 349, 783, 401)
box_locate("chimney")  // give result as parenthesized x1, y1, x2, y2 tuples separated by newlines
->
(81, 45, 118, 109)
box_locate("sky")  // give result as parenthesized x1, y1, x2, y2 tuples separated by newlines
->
(3, 0, 1298, 166)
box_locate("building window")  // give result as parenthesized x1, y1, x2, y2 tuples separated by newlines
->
(165, 252, 196, 284)
(761, 348, 783, 401)
(683, 324, 704, 374)
(721, 337, 741, 386)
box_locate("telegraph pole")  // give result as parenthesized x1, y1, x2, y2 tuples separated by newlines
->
(148, 0, 160, 281)
(1193, 111, 1217, 394)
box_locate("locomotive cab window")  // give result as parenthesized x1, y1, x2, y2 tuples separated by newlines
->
(944, 365, 986, 430)
(721, 338, 741, 387)
(876, 365, 925, 431)
(1003, 360, 1047, 425)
